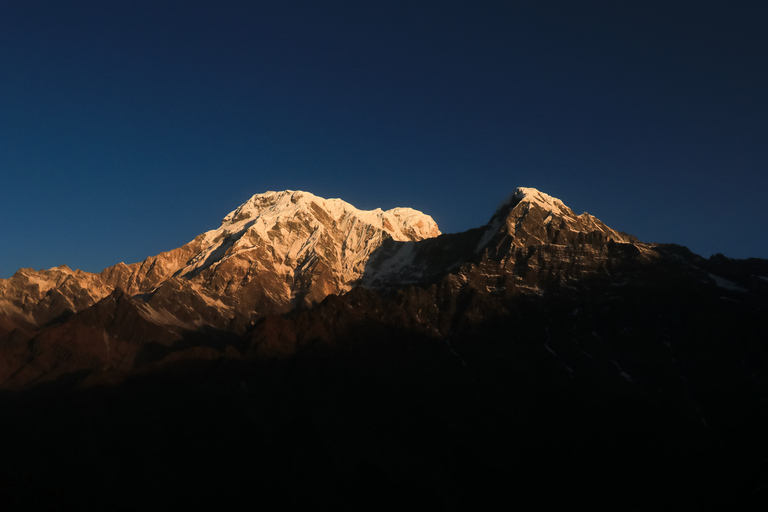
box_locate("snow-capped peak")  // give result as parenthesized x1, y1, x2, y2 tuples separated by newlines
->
(475, 186, 635, 253)
(178, 190, 441, 290)
(218, 190, 439, 242)
(495, 187, 569, 217)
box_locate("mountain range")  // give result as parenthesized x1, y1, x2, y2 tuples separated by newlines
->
(1, 187, 767, 510)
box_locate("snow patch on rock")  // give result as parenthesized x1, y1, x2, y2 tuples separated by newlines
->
(708, 273, 747, 293)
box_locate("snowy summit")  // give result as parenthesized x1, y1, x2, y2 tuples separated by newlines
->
(495, 187, 569, 218)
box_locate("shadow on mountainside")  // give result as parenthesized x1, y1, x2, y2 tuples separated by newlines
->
(179, 220, 256, 278)
(360, 228, 485, 290)
(131, 325, 241, 367)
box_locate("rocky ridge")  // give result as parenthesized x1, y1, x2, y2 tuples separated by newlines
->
(2, 186, 766, 387)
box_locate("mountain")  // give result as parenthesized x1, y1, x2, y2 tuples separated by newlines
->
(0, 190, 439, 386)
(1, 187, 767, 510)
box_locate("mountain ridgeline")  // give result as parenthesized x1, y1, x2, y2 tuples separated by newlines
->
(1, 187, 767, 509)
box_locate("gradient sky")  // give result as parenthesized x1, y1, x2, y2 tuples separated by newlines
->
(2, 1, 767, 278)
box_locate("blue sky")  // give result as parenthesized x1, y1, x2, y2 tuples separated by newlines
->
(1, 1, 767, 277)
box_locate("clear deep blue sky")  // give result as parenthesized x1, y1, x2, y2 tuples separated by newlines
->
(2, 1, 767, 277)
